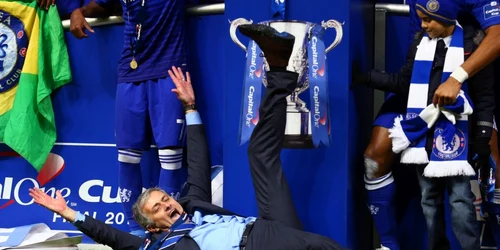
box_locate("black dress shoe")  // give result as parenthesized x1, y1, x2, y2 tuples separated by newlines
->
(238, 24, 295, 68)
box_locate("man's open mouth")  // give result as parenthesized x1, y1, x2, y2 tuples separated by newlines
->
(169, 209, 181, 220)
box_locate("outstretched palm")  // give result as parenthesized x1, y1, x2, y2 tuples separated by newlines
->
(29, 188, 67, 214)
(168, 66, 195, 106)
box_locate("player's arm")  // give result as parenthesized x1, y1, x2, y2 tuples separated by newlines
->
(69, 0, 117, 39)
(461, 0, 500, 77)
(461, 25, 500, 78)
(432, 1, 500, 106)
(79, 0, 116, 18)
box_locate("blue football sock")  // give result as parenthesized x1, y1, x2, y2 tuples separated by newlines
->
(118, 149, 143, 232)
(365, 172, 400, 250)
(158, 148, 183, 199)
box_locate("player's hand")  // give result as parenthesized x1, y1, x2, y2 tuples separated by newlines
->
(168, 66, 195, 106)
(69, 8, 94, 39)
(37, 0, 55, 10)
(29, 188, 68, 215)
(432, 77, 462, 107)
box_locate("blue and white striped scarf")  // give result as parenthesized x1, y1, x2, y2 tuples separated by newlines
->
(389, 22, 476, 177)
(140, 213, 196, 250)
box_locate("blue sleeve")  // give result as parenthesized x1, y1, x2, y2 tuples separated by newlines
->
(73, 211, 86, 223)
(186, 111, 202, 125)
(469, 0, 500, 30)
(56, 0, 83, 17)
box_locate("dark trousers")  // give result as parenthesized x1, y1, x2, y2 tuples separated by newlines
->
(245, 71, 347, 250)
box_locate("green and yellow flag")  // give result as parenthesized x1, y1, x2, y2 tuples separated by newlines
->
(0, 0, 71, 171)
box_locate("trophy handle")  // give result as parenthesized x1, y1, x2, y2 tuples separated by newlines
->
(322, 19, 344, 53)
(229, 18, 254, 53)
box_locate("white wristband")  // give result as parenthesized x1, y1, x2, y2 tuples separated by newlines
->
(449, 66, 469, 83)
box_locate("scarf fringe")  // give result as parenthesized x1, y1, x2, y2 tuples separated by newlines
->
(389, 116, 411, 153)
(401, 147, 429, 164)
(423, 160, 475, 177)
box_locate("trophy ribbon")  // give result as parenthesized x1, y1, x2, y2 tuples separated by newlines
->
(307, 24, 331, 147)
(271, 0, 286, 19)
(239, 40, 264, 146)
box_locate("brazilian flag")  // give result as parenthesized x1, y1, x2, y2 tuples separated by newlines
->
(0, 0, 71, 171)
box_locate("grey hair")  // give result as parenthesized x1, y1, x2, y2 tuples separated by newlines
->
(132, 187, 167, 229)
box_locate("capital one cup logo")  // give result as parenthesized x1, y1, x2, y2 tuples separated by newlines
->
(313, 86, 327, 128)
(248, 41, 262, 79)
(0, 153, 124, 210)
(245, 86, 259, 127)
(310, 37, 325, 79)
(310, 37, 327, 129)
(0, 153, 67, 209)
(245, 41, 261, 127)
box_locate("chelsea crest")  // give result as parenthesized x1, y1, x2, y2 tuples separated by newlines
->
(426, 0, 440, 12)
(0, 10, 28, 93)
(432, 127, 466, 160)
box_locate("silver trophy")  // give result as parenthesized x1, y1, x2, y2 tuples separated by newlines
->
(230, 18, 343, 148)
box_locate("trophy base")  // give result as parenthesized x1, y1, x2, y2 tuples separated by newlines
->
(283, 135, 314, 149)
(284, 105, 313, 149)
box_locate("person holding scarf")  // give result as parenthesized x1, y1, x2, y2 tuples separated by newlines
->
(432, 0, 500, 107)
(353, 0, 495, 249)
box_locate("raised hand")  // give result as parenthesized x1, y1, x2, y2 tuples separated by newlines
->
(29, 188, 68, 215)
(168, 66, 195, 106)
